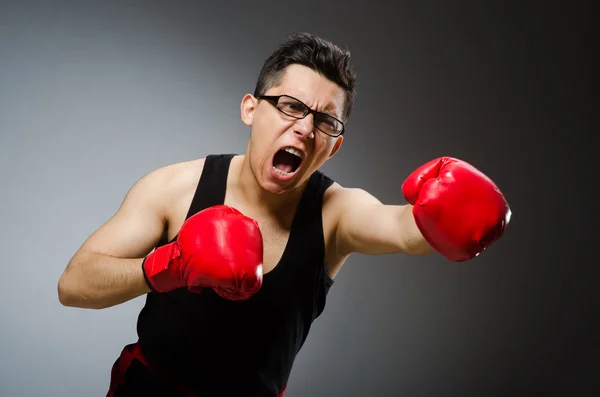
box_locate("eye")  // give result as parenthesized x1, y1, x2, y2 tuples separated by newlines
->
(318, 116, 337, 129)
(284, 102, 304, 111)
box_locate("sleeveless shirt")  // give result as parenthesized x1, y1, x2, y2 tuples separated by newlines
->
(136, 154, 335, 396)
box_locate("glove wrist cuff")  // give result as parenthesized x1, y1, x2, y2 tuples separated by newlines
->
(141, 257, 158, 293)
(142, 243, 182, 293)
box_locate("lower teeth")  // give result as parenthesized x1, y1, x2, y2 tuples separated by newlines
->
(273, 166, 293, 176)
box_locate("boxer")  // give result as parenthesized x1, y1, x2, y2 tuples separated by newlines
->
(59, 32, 511, 396)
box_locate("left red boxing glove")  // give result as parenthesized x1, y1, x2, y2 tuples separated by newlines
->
(402, 157, 511, 262)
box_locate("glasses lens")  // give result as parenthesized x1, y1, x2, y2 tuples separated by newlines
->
(315, 115, 343, 136)
(277, 97, 307, 118)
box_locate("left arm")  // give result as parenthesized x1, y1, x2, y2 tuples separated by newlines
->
(332, 187, 433, 257)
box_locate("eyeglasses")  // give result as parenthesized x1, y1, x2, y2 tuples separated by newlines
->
(257, 94, 345, 137)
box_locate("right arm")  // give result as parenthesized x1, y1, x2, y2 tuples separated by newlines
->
(58, 166, 172, 309)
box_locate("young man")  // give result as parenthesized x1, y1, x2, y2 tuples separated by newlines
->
(58, 32, 511, 396)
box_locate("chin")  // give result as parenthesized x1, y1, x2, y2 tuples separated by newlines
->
(259, 166, 306, 195)
(259, 176, 296, 195)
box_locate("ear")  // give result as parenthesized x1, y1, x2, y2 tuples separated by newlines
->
(240, 94, 257, 126)
(328, 135, 344, 158)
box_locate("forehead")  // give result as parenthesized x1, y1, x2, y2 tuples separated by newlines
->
(269, 64, 345, 117)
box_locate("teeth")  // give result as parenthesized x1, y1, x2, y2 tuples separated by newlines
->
(283, 147, 303, 159)
(273, 166, 294, 176)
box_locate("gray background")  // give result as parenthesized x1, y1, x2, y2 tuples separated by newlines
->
(0, 1, 594, 396)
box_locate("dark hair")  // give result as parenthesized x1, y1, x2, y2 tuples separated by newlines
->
(253, 32, 357, 121)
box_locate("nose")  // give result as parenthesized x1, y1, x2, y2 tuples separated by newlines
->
(293, 114, 315, 139)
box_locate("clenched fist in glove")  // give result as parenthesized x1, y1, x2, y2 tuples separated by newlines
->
(142, 205, 264, 300)
(402, 157, 511, 262)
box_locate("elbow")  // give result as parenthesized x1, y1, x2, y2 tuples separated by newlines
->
(57, 273, 77, 307)
(57, 270, 112, 310)
(57, 269, 90, 308)
(58, 255, 90, 308)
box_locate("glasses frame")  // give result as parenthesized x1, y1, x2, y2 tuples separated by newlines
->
(257, 94, 345, 137)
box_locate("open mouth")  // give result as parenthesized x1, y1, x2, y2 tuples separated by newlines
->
(272, 147, 303, 177)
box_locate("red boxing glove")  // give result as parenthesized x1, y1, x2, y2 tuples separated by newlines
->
(142, 205, 264, 300)
(402, 157, 511, 262)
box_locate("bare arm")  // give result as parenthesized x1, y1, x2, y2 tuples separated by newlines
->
(58, 167, 172, 309)
(332, 187, 434, 257)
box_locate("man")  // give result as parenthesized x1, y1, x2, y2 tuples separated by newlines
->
(58, 32, 511, 396)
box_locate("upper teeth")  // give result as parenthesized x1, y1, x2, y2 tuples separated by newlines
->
(284, 147, 303, 159)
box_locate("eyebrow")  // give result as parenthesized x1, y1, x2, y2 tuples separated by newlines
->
(320, 103, 340, 118)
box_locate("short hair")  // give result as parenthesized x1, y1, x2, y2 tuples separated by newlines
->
(253, 32, 357, 121)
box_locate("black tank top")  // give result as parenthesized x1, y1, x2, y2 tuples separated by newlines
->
(136, 154, 335, 396)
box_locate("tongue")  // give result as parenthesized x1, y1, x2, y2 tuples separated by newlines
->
(273, 150, 298, 173)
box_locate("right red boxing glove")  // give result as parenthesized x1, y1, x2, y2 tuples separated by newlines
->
(142, 205, 264, 300)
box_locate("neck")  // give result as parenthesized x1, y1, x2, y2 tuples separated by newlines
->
(233, 154, 306, 217)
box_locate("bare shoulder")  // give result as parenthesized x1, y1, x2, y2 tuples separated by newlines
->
(132, 158, 205, 208)
(321, 182, 379, 277)
(322, 182, 344, 218)
(159, 158, 206, 200)
(321, 182, 387, 275)
(149, 158, 205, 187)
(322, 182, 382, 218)
(322, 182, 383, 243)
(155, 158, 207, 233)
